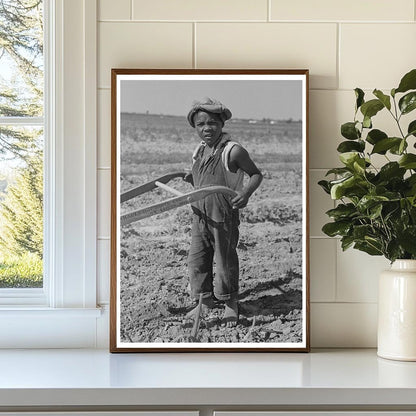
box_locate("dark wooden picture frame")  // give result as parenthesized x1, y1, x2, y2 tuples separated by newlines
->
(110, 69, 310, 352)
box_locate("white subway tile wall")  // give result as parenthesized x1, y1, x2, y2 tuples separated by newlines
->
(311, 303, 378, 347)
(309, 90, 353, 169)
(99, 0, 131, 20)
(132, 0, 269, 21)
(339, 24, 416, 90)
(270, 0, 414, 22)
(196, 23, 338, 89)
(98, 22, 193, 88)
(310, 239, 337, 302)
(336, 246, 389, 303)
(97, 0, 416, 347)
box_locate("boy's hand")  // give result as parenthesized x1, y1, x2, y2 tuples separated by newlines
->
(183, 172, 194, 186)
(232, 191, 249, 209)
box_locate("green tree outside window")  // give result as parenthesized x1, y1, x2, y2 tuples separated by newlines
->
(0, 0, 44, 288)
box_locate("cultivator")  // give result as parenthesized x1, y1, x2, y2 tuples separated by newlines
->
(120, 171, 237, 226)
(120, 172, 238, 341)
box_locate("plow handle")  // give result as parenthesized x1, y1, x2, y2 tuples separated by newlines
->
(121, 171, 186, 203)
(121, 186, 237, 226)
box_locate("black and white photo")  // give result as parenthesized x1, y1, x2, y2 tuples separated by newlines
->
(110, 69, 309, 352)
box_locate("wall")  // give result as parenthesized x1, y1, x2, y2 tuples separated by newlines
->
(96, 0, 416, 348)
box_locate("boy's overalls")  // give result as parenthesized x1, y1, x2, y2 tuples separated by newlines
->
(188, 134, 243, 302)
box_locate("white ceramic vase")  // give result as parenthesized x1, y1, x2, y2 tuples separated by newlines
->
(378, 259, 416, 361)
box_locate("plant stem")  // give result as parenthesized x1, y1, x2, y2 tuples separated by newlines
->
(390, 97, 406, 139)
(380, 214, 391, 241)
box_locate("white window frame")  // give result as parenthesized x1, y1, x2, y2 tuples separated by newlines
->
(0, 0, 101, 348)
(0, 2, 47, 305)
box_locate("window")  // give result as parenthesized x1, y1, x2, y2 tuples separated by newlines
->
(0, 0, 100, 348)
(0, 0, 45, 292)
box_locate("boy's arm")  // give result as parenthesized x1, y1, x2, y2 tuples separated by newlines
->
(228, 146, 263, 209)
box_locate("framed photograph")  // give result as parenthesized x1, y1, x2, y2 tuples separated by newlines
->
(110, 69, 310, 352)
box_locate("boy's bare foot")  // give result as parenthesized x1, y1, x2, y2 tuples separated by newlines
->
(223, 299, 239, 327)
(185, 297, 215, 320)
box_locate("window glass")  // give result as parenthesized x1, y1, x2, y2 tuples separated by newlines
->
(0, 0, 44, 289)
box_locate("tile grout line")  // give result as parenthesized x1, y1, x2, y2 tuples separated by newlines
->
(310, 236, 339, 239)
(333, 230, 339, 303)
(193, 22, 197, 69)
(267, 0, 271, 22)
(97, 19, 415, 24)
(99, 167, 342, 173)
(130, 0, 133, 20)
(96, 87, 376, 92)
(311, 301, 378, 305)
(336, 22, 340, 90)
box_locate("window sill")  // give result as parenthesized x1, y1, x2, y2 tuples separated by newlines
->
(0, 307, 104, 348)
(0, 306, 102, 316)
(0, 288, 47, 306)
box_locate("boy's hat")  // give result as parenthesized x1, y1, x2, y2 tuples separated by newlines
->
(187, 97, 232, 128)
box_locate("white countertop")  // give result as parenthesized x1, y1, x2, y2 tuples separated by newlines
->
(0, 348, 415, 407)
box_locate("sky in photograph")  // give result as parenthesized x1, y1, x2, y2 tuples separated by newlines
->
(120, 79, 303, 120)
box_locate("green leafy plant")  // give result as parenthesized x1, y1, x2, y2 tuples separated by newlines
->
(319, 69, 416, 262)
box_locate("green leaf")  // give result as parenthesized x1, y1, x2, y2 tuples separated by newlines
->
(365, 236, 384, 251)
(330, 176, 357, 199)
(366, 129, 387, 145)
(398, 227, 416, 255)
(395, 69, 416, 94)
(369, 203, 383, 219)
(341, 122, 360, 140)
(339, 152, 360, 167)
(407, 174, 416, 187)
(330, 175, 369, 200)
(373, 89, 391, 110)
(360, 99, 384, 119)
(405, 174, 416, 196)
(337, 140, 365, 153)
(371, 137, 402, 154)
(399, 92, 416, 115)
(322, 221, 351, 237)
(390, 139, 408, 155)
(355, 88, 365, 110)
(354, 241, 383, 256)
(329, 175, 354, 185)
(410, 206, 416, 222)
(386, 240, 403, 263)
(363, 116, 372, 129)
(326, 203, 357, 220)
(318, 180, 331, 194)
(357, 195, 389, 211)
(352, 224, 374, 239)
(353, 158, 366, 174)
(407, 120, 416, 137)
(378, 162, 406, 181)
(399, 139, 407, 155)
(399, 154, 416, 169)
(384, 203, 400, 222)
(407, 174, 416, 186)
(325, 167, 352, 176)
(341, 235, 355, 251)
